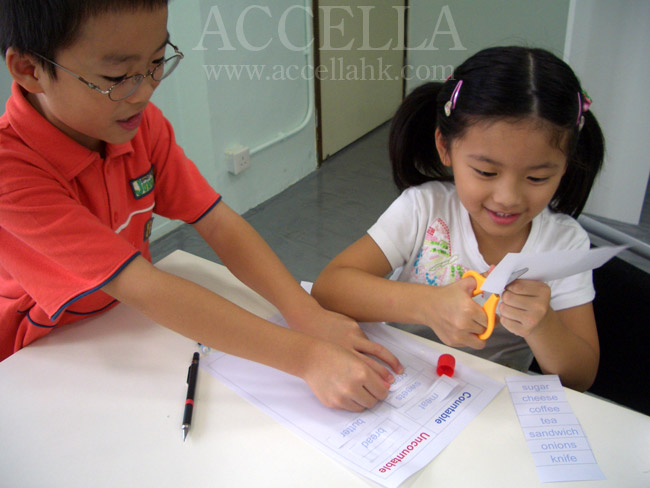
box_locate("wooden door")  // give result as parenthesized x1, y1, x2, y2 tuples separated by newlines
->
(314, 1, 406, 161)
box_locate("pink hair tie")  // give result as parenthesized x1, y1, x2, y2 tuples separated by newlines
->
(445, 80, 463, 117)
(577, 90, 592, 130)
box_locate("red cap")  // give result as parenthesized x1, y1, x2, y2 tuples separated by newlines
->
(437, 354, 456, 377)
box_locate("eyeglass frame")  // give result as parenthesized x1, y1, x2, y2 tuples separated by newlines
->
(29, 40, 184, 102)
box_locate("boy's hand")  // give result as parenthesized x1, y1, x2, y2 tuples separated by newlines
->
(300, 340, 393, 412)
(285, 303, 403, 379)
(498, 280, 552, 337)
(421, 278, 488, 349)
(299, 308, 403, 376)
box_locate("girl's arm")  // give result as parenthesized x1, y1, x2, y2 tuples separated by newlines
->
(499, 280, 599, 391)
(312, 235, 488, 349)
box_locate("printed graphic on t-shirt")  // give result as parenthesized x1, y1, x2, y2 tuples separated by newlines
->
(409, 218, 466, 286)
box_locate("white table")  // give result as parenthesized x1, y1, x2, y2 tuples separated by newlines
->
(1, 250, 648, 487)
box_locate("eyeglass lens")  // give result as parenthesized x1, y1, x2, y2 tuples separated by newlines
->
(109, 53, 182, 101)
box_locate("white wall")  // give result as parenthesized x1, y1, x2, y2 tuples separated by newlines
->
(406, 0, 570, 93)
(565, 0, 650, 225)
(0, 59, 12, 108)
(152, 0, 318, 238)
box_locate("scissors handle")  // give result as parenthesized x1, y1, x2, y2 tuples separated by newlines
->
(462, 271, 499, 340)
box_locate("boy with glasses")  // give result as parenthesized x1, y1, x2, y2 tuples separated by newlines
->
(0, 0, 402, 412)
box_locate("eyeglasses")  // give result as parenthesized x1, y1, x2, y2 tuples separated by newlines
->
(30, 41, 184, 102)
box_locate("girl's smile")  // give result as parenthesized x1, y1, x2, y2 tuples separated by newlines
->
(486, 209, 521, 226)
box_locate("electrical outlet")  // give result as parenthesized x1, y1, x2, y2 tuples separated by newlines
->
(225, 146, 251, 175)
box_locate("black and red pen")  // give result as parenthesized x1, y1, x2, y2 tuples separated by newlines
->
(182, 352, 199, 442)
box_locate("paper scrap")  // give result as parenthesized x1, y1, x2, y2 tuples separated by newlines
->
(505, 375, 605, 483)
(482, 245, 626, 295)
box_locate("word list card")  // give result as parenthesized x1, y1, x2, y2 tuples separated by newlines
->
(505, 375, 605, 483)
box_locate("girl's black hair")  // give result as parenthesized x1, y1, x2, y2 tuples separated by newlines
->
(390, 46, 605, 218)
(0, 0, 168, 78)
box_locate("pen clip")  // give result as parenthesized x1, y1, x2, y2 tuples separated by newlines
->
(187, 352, 199, 384)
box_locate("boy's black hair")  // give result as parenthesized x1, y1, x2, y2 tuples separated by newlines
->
(0, 0, 169, 78)
(389, 46, 605, 218)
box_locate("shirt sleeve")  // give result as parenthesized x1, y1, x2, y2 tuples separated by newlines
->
(0, 163, 140, 320)
(367, 186, 425, 271)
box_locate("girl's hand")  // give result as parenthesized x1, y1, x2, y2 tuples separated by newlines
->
(421, 278, 488, 349)
(498, 280, 552, 337)
(300, 339, 394, 412)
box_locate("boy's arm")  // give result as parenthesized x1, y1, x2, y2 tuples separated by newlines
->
(102, 255, 390, 411)
(192, 202, 402, 375)
(312, 235, 487, 349)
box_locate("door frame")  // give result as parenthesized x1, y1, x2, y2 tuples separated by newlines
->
(312, 1, 409, 165)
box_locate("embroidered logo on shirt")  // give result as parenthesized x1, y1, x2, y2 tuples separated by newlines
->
(410, 218, 466, 286)
(130, 168, 154, 199)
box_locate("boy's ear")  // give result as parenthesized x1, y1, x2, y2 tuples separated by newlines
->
(435, 128, 452, 167)
(5, 47, 46, 94)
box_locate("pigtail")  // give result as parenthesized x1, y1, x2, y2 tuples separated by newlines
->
(389, 82, 451, 192)
(552, 110, 605, 217)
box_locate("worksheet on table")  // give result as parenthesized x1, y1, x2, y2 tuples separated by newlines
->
(201, 318, 503, 488)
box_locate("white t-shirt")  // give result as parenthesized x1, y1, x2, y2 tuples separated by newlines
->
(367, 181, 595, 371)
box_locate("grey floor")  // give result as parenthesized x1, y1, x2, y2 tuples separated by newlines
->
(150, 121, 650, 278)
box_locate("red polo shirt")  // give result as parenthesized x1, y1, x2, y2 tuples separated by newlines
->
(0, 82, 221, 360)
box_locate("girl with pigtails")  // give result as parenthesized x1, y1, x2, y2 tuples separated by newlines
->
(313, 46, 605, 391)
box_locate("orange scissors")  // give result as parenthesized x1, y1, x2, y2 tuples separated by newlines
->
(462, 268, 528, 340)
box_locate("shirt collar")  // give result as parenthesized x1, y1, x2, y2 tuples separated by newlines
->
(6, 82, 134, 180)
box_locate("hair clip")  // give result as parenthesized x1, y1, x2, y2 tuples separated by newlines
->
(444, 80, 463, 117)
(577, 90, 592, 131)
